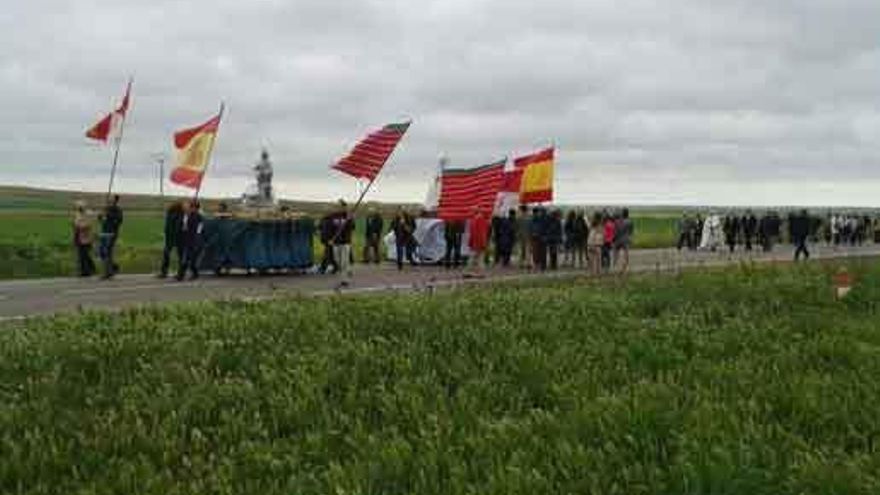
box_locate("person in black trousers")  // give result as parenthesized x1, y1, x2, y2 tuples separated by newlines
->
(546, 209, 563, 270)
(390, 208, 417, 270)
(791, 209, 811, 261)
(362, 207, 384, 264)
(530, 207, 548, 271)
(177, 200, 204, 281)
(443, 219, 464, 269)
(318, 211, 339, 274)
(742, 211, 758, 252)
(98, 194, 124, 279)
(493, 210, 517, 267)
(158, 201, 184, 278)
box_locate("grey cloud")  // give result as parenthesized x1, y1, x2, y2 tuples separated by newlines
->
(1, 0, 880, 205)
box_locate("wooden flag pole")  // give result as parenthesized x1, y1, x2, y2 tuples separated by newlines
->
(194, 101, 225, 201)
(106, 78, 133, 201)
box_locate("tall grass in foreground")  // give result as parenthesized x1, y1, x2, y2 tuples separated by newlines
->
(2, 263, 880, 494)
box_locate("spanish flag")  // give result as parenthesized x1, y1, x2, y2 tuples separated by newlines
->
(515, 147, 554, 204)
(170, 106, 223, 190)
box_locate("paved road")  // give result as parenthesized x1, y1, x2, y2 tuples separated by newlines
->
(1, 244, 878, 320)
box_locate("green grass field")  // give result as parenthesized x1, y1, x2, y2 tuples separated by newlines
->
(2, 261, 879, 493)
(0, 186, 680, 278)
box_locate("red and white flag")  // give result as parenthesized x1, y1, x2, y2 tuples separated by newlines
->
(437, 158, 506, 221)
(332, 121, 411, 181)
(86, 80, 132, 143)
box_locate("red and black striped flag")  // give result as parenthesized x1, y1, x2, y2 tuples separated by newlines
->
(437, 158, 506, 221)
(332, 121, 411, 181)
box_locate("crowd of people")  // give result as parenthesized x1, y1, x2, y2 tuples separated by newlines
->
(676, 210, 880, 261)
(313, 204, 636, 277)
(72, 198, 880, 280)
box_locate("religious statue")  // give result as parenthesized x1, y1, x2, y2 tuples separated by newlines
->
(254, 149, 273, 203)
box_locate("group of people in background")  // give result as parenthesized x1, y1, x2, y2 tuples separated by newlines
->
(676, 209, 880, 261)
(827, 214, 876, 246)
(677, 210, 784, 253)
(76, 198, 880, 280)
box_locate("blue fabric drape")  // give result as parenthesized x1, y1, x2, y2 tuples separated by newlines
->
(199, 218, 315, 271)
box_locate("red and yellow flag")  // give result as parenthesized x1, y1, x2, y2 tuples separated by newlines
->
(515, 147, 554, 204)
(170, 108, 223, 190)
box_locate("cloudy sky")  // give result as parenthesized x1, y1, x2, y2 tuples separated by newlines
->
(1, 0, 879, 206)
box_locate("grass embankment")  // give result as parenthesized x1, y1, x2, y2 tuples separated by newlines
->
(2, 262, 880, 493)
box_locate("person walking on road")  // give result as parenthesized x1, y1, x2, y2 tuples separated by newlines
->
(494, 209, 517, 267)
(516, 205, 532, 269)
(587, 212, 604, 276)
(791, 209, 811, 262)
(467, 208, 491, 272)
(743, 211, 758, 252)
(362, 207, 384, 264)
(72, 201, 96, 277)
(601, 211, 616, 273)
(158, 201, 184, 278)
(318, 211, 339, 274)
(331, 203, 355, 287)
(177, 200, 204, 281)
(563, 210, 577, 267)
(530, 207, 548, 271)
(546, 209, 563, 270)
(390, 208, 417, 270)
(573, 210, 589, 268)
(98, 194, 124, 279)
(443, 219, 464, 269)
(614, 208, 634, 274)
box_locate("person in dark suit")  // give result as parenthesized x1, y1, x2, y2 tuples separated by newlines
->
(363, 208, 384, 264)
(530, 207, 548, 271)
(443, 219, 464, 269)
(318, 211, 339, 274)
(390, 208, 417, 270)
(98, 194, 124, 279)
(158, 201, 184, 278)
(176, 200, 204, 281)
(546, 209, 563, 270)
(790, 209, 811, 261)
(494, 210, 517, 267)
(742, 211, 758, 252)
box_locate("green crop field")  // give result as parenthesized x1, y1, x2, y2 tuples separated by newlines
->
(0, 186, 680, 279)
(2, 261, 879, 493)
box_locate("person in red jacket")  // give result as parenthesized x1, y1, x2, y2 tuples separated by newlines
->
(602, 211, 616, 273)
(468, 207, 490, 271)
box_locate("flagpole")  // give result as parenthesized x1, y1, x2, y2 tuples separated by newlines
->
(194, 101, 225, 201)
(106, 77, 132, 201)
